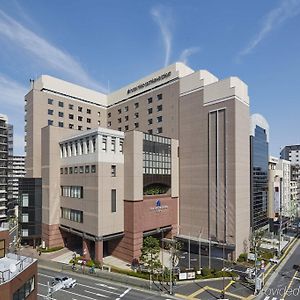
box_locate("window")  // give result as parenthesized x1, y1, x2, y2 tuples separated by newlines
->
(61, 186, 83, 198)
(134, 102, 139, 109)
(48, 109, 53, 115)
(85, 165, 90, 173)
(157, 105, 163, 112)
(102, 136, 107, 150)
(118, 109, 122, 114)
(111, 189, 116, 212)
(58, 122, 64, 127)
(48, 98, 53, 105)
(78, 126, 82, 130)
(78, 106, 83, 112)
(125, 115, 129, 122)
(148, 108, 153, 114)
(59, 101, 64, 107)
(79, 166, 84, 173)
(61, 207, 83, 223)
(69, 104, 74, 110)
(22, 229, 28, 237)
(22, 194, 29, 207)
(0, 239, 4, 258)
(98, 120, 101, 126)
(134, 112, 139, 119)
(157, 127, 163, 134)
(148, 119, 153, 125)
(60, 168, 63, 174)
(118, 127, 122, 131)
(69, 114, 74, 119)
(48, 120, 53, 126)
(120, 140, 123, 153)
(65, 167, 68, 174)
(125, 125, 129, 131)
(91, 165, 96, 173)
(111, 138, 116, 151)
(87, 118, 91, 123)
(108, 112, 111, 118)
(98, 111, 101, 117)
(108, 121, 111, 127)
(118, 118, 121, 123)
(157, 93, 163, 100)
(78, 116, 83, 121)
(134, 122, 139, 128)
(157, 116, 163, 123)
(69, 167, 73, 174)
(69, 124, 74, 129)
(124, 106, 128, 112)
(87, 127, 91, 130)
(148, 129, 153, 134)
(74, 166, 78, 174)
(13, 276, 35, 299)
(59, 111, 64, 117)
(111, 165, 116, 177)
(87, 109, 91, 114)
(22, 213, 29, 223)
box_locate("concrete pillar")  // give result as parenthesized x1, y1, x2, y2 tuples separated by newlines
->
(82, 238, 91, 260)
(72, 142, 77, 156)
(95, 240, 103, 262)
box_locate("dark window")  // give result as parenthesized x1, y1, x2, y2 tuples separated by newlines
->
(157, 94, 163, 100)
(78, 125, 82, 130)
(48, 120, 53, 126)
(108, 112, 111, 118)
(87, 109, 91, 114)
(87, 127, 91, 130)
(124, 106, 128, 112)
(48, 109, 53, 115)
(69, 167, 73, 174)
(125, 115, 129, 121)
(125, 125, 129, 131)
(108, 121, 111, 127)
(79, 166, 84, 173)
(48, 98, 53, 105)
(148, 97, 152, 104)
(148, 119, 153, 125)
(118, 109, 121, 114)
(91, 165, 96, 173)
(64, 167, 68, 174)
(111, 165, 116, 177)
(69, 114, 74, 119)
(85, 165, 90, 173)
(118, 118, 121, 123)
(148, 129, 153, 134)
(78, 116, 83, 121)
(111, 189, 116, 212)
(134, 102, 139, 109)
(87, 118, 91, 123)
(157, 127, 163, 133)
(134, 122, 139, 128)
(58, 122, 64, 127)
(148, 108, 153, 114)
(69, 104, 73, 110)
(134, 112, 139, 119)
(69, 124, 74, 129)
(60, 168, 63, 175)
(157, 116, 162, 123)
(157, 105, 163, 112)
(118, 127, 122, 131)
(78, 106, 83, 112)
(59, 101, 64, 107)
(59, 112, 64, 117)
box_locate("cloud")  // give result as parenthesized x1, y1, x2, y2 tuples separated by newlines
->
(0, 9, 107, 92)
(238, 0, 300, 59)
(0, 74, 27, 107)
(151, 6, 172, 67)
(179, 47, 200, 65)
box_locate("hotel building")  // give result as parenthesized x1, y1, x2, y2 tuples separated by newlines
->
(24, 63, 250, 261)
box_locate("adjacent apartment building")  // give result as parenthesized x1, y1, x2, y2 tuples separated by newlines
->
(24, 62, 250, 261)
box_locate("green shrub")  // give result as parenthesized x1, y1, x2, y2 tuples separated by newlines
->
(38, 246, 64, 253)
(237, 253, 247, 262)
(201, 267, 212, 277)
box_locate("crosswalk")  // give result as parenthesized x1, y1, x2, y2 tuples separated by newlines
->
(263, 297, 284, 300)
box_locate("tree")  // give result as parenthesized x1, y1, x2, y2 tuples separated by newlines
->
(140, 236, 162, 274)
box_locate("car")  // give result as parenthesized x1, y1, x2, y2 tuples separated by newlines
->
(293, 264, 300, 271)
(52, 276, 77, 289)
(269, 258, 279, 264)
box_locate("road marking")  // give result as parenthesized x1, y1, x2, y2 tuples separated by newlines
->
(283, 270, 298, 299)
(38, 293, 57, 300)
(116, 287, 132, 299)
(77, 283, 120, 295)
(224, 280, 235, 291)
(85, 290, 109, 298)
(95, 283, 118, 290)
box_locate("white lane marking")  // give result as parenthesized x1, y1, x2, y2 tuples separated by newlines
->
(119, 288, 131, 298)
(85, 290, 109, 298)
(77, 282, 120, 295)
(95, 283, 118, 290)
(263, 297, 270, 300)
(37, 293, 57, 300)
(38, 282, 97, 300)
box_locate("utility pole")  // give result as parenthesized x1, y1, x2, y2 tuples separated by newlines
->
(169, 239, 173, 295)
(208, 237, 211, 269)
(188, 232, 191, 270)
(278, 178, 283, 258)
(198, 231, 202, 274)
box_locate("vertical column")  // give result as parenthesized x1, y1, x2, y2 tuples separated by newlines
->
(67, 143, 72, 157)
(89, 138, 94, 153)
(83, 238, 91, 260)
(72, 142, 77, 156)
(63, 144, 67, 157)
(83, 139, 88, 154)
(95, 240, 103, 262)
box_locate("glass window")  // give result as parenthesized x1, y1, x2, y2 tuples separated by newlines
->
(157, 116, 162, 123)
(102, 136, 107, 150)
(78, 106, 83, 112)
(148, 119, 153, 125)
(59, 101, 64, 107)
(79, 166, 84, 173)
(87, 118, 91, 123)
(118, 118, 121, 123)
(108, 121, 111, 127)
(59, 122, 64, 127)
(85, 165, 90, 173)
(87, 109, 91, 114)
(125, 125, 129, 131)
(134, 102, 139, 109)
(22, 213, 29, 223)
(125, 115, 129, 121)
(111, 165, 116, 177)
(22, 229, 28, 237)
(69, 167, 73, 174)
(59, 112, 64, 117)
(69, 104, 73, 110)
(108, 112, 111, 118)
(48, 120, 53, 126)
(48, 109, 53, 115)
(111, 138, 116, 152)
(91, 165, 96, 173)
(148, 108, 152, 114)
(74, 166, 78, 174)
(148, 129, 153, 135)
(134, 112, 139, 119)
(157, 105, 163, 112)
(118, 109, 121, 114)
(69, 124, 74, 129)
(69, 114, 74, 119)
(65, 167, 68, 174)
(22, 194, 29, 207)
(119, 140, 123, 153)
(78, 125, 82, 130)
(148, 97, 152, 104)
(60, 168, 63, 174)
(134, 122, 139, 128)
(48, 98, 53, 105)
(157, 94, 163, 100)
(98, 120, 101, 126)
(118, 127, 122, 131)
(111, 189, 116, 212)
(78, 116, 83, 121)
(124, 106, 128, 112)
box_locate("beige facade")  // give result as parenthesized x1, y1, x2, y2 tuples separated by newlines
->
(25, 62, 251, 261)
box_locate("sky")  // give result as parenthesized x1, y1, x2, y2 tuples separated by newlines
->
(0, 0, 300, 156)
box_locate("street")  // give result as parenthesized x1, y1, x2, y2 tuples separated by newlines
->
(258, 240, 300, 300)
(37, 267, 175, 300)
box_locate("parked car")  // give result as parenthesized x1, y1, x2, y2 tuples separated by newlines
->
(293, 264, 300, 271)
(52, 276, 77, 289)
(269, 258, 279, 264)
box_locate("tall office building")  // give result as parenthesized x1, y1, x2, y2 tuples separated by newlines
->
(250, 114, 269, 231)
(0, 114, 8, 223)
(25, 63, 251, 260)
